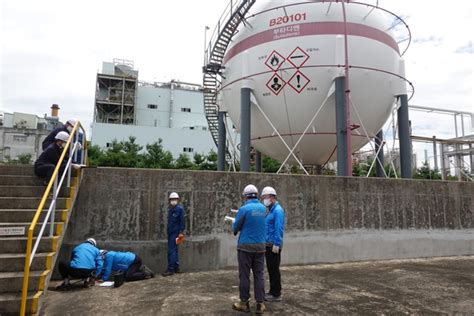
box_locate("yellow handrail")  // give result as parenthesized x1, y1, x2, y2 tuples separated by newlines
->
(20, 122, 87, 315)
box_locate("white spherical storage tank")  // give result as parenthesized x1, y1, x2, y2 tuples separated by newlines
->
(219, 0, 409, 166)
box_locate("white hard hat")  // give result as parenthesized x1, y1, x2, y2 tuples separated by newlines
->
(261, 186, 277, 196)
(55, 131, 70, 142)
(86, 238, 97, 247)
(242, 184, 258, 197)
(66, 118, 77, 126)
(169, 192, 179, 199)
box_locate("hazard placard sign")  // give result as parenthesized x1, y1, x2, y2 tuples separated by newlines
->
(265, 50, 285, 71)
(288, 70, 310, 93)
(266, 73, 286, 95)
(287, 46, 309, 68)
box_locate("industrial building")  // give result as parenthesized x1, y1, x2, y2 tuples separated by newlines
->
(91, 59, 217, 158)
(0, 106, 62, 162)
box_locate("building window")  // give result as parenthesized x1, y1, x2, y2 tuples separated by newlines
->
(106, 142, 112, 148)
(181, 108, 191, 113)
(13, 135, 27, 142)
(148, 104, 158, 109)
(189, 127, 194, 130)
(183, 147, 194, 153)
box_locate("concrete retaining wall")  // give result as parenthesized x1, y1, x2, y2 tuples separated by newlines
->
(57, 167, 474, 274)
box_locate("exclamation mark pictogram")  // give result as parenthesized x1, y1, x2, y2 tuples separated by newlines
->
(296, 74, 301, 88)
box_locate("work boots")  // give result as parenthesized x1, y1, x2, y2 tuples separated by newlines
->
(255, 302, 266, 314)
(232, 299, 250, 313)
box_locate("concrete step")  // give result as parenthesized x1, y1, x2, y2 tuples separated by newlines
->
(0, 209, 67, 223)
(0, 185, 69, 197)
(0, 291, 39, 314)
(0, 252, 53, 273)
(0, 175, 45, 186)
(0, 197, 69, 209)
(0, 236, 58, 253)
(0, 270, 47, 293)
(0, 222, 64, 238)
(0, 165, 35, 176)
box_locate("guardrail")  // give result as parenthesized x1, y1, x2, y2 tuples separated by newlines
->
(20, 121, 87, 315)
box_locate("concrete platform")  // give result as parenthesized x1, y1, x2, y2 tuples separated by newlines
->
(42, 256, 474, 315)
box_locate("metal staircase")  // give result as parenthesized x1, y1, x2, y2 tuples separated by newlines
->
(202, 0, 256, 161)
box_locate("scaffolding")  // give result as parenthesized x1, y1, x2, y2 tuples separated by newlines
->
(94, 59, 138, 125)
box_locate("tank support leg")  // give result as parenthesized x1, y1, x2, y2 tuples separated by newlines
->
(335, 76, 349, 176)
(397, 94, 412, 178)
(375, 130, 385, 177)
(255, 151, 262, 173)
(218, 111, 226, 171)
(240, 87, 251, 172)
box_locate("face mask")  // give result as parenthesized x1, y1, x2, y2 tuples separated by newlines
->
(66, 126, 73, 133)
(263, 198, 272, 207)
(170, 200, 178, 206)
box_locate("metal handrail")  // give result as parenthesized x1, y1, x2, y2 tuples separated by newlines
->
(20, 121, 87, 315)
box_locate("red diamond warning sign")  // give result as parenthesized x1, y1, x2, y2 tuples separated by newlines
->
(288, 70, 310, 93)
(287, 46, 309, 68)
(265, 50, 285, 71)
(266, 73, 286, 95)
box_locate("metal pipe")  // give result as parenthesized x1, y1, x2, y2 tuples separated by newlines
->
(335, 76, 348, 176)
(49, 177, 57, 237)
(218, 111, 226, 171)
(397, 94, 412, 178)
(340, 1, 353, 175)
(433, 136, 438, 170)
(454, 114, 458, 138)
(240, 87, 251, 172)
(255, 151, 262, 173)
(470, 143, 474, 174)
(375, 130, 385, 177)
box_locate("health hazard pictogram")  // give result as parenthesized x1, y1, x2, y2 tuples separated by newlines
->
(265, 50, 285, 71)
(266, 73, 286, 95)
(288, 70, 310, 93)
(287, 46, 309, 68)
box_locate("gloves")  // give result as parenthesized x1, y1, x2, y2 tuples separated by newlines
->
(224, 216, 236, 223)
(272, 245, 280, 254)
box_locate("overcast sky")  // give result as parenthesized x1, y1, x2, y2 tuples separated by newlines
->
(1, 0, 473, 167)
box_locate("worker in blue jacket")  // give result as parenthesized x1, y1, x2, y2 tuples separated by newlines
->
(34, 131, 69, 183)
(261, 186, 286, 302)
(57, 238, 103, 290)
(101, 251, 153, 282)
(162, 192, 186, 276)
(42, 118, 76, 150)
(232, 184, 267, 314)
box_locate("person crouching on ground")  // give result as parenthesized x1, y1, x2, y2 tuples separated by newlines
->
(232, 184, 267, 314)
(162, 192, 185, 276)
(261, 186, 286, 302)
(34, 131, 69, 184)
(56, 238, 103, 290)
(100, 250, 154, 283)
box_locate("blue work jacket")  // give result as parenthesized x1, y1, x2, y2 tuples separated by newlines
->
(265, 202, 285, 248)
(232, 199, 266, 253)
(102, 251, 136, 281)
(69, 242, 103, 276)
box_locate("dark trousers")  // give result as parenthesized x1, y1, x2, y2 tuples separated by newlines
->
(125, 255, 147, 282)
(167, 233, 179, 272)
(35, 163, 66, 182)
(265, 246, 282, 296)
(238, 250, 265, 303)
(59, 261, 94, 280)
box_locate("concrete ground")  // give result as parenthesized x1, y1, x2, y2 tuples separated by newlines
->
(42, 256, 474, 315)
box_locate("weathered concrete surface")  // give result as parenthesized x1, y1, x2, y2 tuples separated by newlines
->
(56, 167, 474, 274)
(43, 256, 474, 315)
